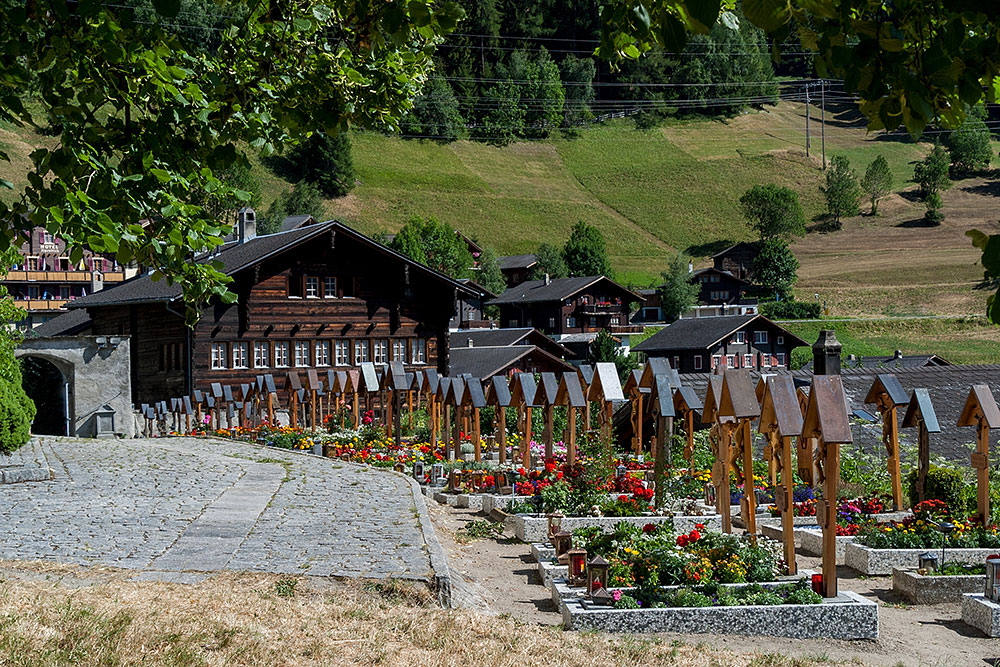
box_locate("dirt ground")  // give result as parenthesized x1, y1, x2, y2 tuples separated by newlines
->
(428, 502, 1000, 667)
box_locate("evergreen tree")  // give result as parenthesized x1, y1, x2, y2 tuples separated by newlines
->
(587, 328, 639, 382)
(260, 182, 324, 235)
(531, 242, 568, 279)
(390, 217, 474, 279)
(860, 155, 893, 216)
(290, 132, 355, 198)
(739, 184, 806, 241)
(657, 253, 700, 321)
(753, 239, 799, 300)
(401, 78, 465, 142)
(945, 106, 992, 175)
(0, 252, 35, 454)
(821, 155, 860, 227)
(563, 221, 612, 277)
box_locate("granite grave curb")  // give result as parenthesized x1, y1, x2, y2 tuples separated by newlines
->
(845, 542, 998, 575)
(0, 465, 53, 484)
(893, 568, 984, 604)
(962, 593, 1000, 637)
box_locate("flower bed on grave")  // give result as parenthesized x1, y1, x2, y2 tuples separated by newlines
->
(846, 500, 1000, 575)
(892, 563, 986, 604)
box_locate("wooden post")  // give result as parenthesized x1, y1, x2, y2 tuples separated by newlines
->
(758, 375, 803, 577)
(865, 375, 908, 511)
(408, 390, 414, 430)
(523, 406, 532, 468)
(473, 407, 481, 462)
(444, 404, 453, 461)
(566, 407, 576, 465)
(739, 419, 756, 539)
(453, 404, 463, 462)
(544, 404, 554, 459)
(498, 407, 507, 464)
(780, 435, 797, 574)
(903, 388, 941, 506)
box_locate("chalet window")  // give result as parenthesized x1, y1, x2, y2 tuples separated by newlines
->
(288, 276, 303, 298)
(525, 317, 532, 327)
(410, 338, 426, 364)
(335, 340, 350, 366)
(610, 316, 620, 325)
(694, 355, 703, 370)
(232, 342, 249, 369)
(305, 277, 319, 298)
(354, 339, 370, 364)
(254, 342, 269, 368)
(372, 338, 388, 364)
(159, 343, 182, 371)
(710, 290, 728, 300)
(42, 232, 53, 244)
(711, 355, 720, 369)
(710, 274, 720, 283)
(324, 277, 337, 298)
(566, 316, 576, 328)
(726, 354, 736, 368)
(777, 336, 785, 346)
(753, 331, 768, 345)
(548, 318, 555, 329)
(27, 286, 39, 299)
(211, 343, 227, 370)
(59, 285, 69, 299)
(26, 257, 38, 271)
(743, 353, 754, 368)
(274, 342, 290, 368)
(732, 331, 745, 344)
(92, 258, 105, 273)
(776, 353, 786, 366)
(392, 339, 407, 362)
(508, 320, 518, 328)
(294, 341, 310, 367)
(761, 353, 771, 368)
(315, 340, 331, 367)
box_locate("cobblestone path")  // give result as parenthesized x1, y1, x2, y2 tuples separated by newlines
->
(0, 437, 431, 580)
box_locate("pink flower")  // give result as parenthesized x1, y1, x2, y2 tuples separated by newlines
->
(612, 590, 622, 602)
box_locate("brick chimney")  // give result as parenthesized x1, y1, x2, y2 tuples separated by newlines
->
(812, 329, 842, 375)
(238, 207, 257, 244)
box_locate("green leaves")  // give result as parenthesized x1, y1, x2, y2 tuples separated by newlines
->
(152, 0, 181, 19)
(968, 230, 1000, 324)
(742, 0, 789, 32)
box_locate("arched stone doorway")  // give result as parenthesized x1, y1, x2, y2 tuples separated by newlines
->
(20, 355, 70, 436)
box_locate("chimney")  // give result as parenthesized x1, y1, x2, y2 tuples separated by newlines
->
(688, 261, 693, 273)
(467, 338, 474, 348)
(893, 349, 903, 360)
(544, 273, 551, 285)
(238, 207, 257, 244)
(812, 329, 842, 375)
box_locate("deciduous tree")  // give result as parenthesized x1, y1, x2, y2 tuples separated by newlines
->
(915, 143, 952, 224)
(860, 155, 893, 216)
(753, 239, 799, 300)
(945, 106, 992, 175)
(531, 242, 568, 280)
(261, 183, 324, 236)
(401, 78, 466, 143)
(821, 155, 860, 227)
(738, 184, 806, 241)
(390, 217, 474, 280)
(563, 221, 612, 278)
(657, 253, 699, 321)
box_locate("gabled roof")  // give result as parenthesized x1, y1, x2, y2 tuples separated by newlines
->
(457, 279, 499, 300)
(280, 214, 317, 232)
(690, 267, 750, 285)
(498, 254, 538, 270)
(68, 220, 477, 309)
(712, 241, 757, 259)
(634, 314, 808, 353)
(448, 345, 573, 379)
(488, 275, 642, 306)
(451, 327, 571, 358)
(29, 309, 93, 337)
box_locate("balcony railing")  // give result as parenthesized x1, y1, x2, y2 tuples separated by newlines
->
(3, 270, 125, 283)
(575, 303, 625, 316)
(12, 299, 69, 312)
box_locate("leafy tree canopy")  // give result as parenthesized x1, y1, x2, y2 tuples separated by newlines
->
(531, 242, 568, 280)
(738, 184, 806, 241)
(753, 238, 799, 301)
(821, 155, 860, 225)
(657, 252, 699, 321)
(860, 155, 892, 216)
(260, 182, 324, 236)
(0, 250, 35, 453)
(945, 106, 992, 175)
(915, 143, 952, 199)
(390, 216, 474, 280)
(475, 246, 508, 297)
(563, 221, 612, 278)
(0, 0, 463, 324)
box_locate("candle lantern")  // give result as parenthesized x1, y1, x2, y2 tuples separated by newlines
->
(552, 530, 572, 563)
(986, 557, 1000, 601)
(567, 548, 588, 586)
(412, 461, 425, 481)
(448, 469, 461, 492)
(810, 573, 823, 595)
(471, 471, 484, 490)
(918, 552, 938, 574)
(704, 483, 716, 506)
(546, 511, 565, 542)
(616, 463, 628, 479)
(430, 463, 444, 486)
(938, 521, 956, 568)
(590, 587, 613, 606)
(393, 462, 405, 473)
(586, 555, 610, 595)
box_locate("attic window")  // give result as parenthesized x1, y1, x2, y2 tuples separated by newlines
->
(288, 276, 303, 298)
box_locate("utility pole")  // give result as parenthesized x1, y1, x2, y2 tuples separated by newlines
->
(820, 80, 827, 169)
(804, 82, 811, 159)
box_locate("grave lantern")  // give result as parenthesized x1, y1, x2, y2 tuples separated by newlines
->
(590, 587, 613, 606)
(553, 530, 572, 563)
(918, 552, 939, 574)
(586, 555, 610, 595)
(412, 461, 425, 481)
(430, 463, 445, 486)
(546, 511, 565, 541)
(938, 521, 955, 567)
(986, 558, 1000, 601)
(95, 404, 116, 438)
(393, 462, 405, 473)
(616, 463, 628, 479)
(567, 549, 588, 586)
(448, 469, 461, 492)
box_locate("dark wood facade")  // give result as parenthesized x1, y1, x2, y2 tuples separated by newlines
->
(78, 222, 471, 406)
(712, 242, 758, 281)
(491, 276, 642, 337)
(691, 267, 750, 305)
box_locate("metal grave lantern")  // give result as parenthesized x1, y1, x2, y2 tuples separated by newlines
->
(800, 374, 853, 598)
(864, 373, 909, 511)
(95, 404, 116, 438)
(567, 548, 588, 586)
(393, 461, 406, 473)
(430, 462, 445, 486)
(918, 552, 939, 574)
(412, 460, 425, 481)
(986, 558, 1000, 601)
(757, 374, 804, 575)
(590, 587, 613, 606)
(586, 555, 610, 595)
(958, 384, 1000, 526)
(553, 530, 572, 562)
(547, 511, 565, 542)
(901, 388, 941, 505)
(719, 369, 762, 539)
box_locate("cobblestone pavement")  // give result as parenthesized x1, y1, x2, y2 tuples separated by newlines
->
(0, 437, 431, 579)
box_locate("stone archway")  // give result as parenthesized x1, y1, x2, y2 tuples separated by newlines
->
(20, 355, 71, 436)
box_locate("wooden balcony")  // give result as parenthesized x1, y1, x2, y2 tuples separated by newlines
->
(13, 299, 69, 312)
(4, 270, 125, 283)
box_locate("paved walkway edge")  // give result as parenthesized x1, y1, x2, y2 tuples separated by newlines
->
(399, 473, 452, 609)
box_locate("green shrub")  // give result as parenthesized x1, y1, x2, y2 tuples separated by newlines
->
(759, 300, 821, 320)
(906, 465, 966, 510)
(784, 584, 823, 605)
(0, 375, 34, 455)
(613, 594, 640, 609)
(669, 588, 713, 608)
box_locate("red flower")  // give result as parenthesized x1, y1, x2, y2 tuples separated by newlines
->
(689, 530, 701, 542)
(642, 523, 656, 534)
(677, 535, 689, 547)
(695, 523, 705, 531)
(618, 495, 628, 502)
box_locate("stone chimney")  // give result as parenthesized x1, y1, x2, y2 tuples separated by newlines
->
(543, 273, 551, 285)
(812, 329, 842, 375)
(467, 338, 474, 348)
(238, 207, 257, 244)
(893, 349, 903, 360)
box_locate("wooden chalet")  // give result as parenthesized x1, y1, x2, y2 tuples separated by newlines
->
(497, 254, 538, 287)
(66, 219, 477, 405)
(712, 241, 758, 281)
(690, 267, 750, 305)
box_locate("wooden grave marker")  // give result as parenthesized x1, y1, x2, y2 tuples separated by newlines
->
(511, 372, 539, 468)
(538, 372, 560, 459)
(306, 369, 322, 430)
(589, 362, 625, 453)
(486, 376, 512, 463)
(703, 373, 736, 532)
(447, 377, 467, 461)
(624, 368, 649, 456)
(864, 374, 909, 510)
(755, 375, 779, 487)
(437, 377, 453, 460)
(673, 384, 702, 471)
(901, 388, 941, 504)
(423, 369, 440, 448)
(285, 372, 302, 429)
(758, 374, 804, 575)
(801, 375, 853, 598)
(650, 374, 675, 510)
(958, 385, 1000, 526)
(719, 369, 761, 539)
(577, 363, 595, 433)
(555, 372, 586, 466)
(463, 378, 487, 462)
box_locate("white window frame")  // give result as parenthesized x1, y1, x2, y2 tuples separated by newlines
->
(294, 341, 310, 367)
(610, 316, 620, 325)
(776, 353, 786, 366)
(726, 354, 736, 368)
(694, 355, 703, 371)
(315, 340, 331, 367)
(232, 342, 248, 369)
(354, 339, 370, 364)
(274, 342, 290, 368)
(761, 353, 771, 368)
(548, 317, 556, 329)
(335, 340, 350, 366)
(732, 331, 745, 344)
(392, 339, 407, 363)
(372, 338, 388, 364)
(753, 331, 768, 345)
(324, 277, 337, 298)
(410, 338, 426, 364)
(211, 343, 227, 370)
(743, 353, 754, 368)
(777, 335, 785, 346)
(305, 277, 319, 298)
(711, 355, 721, 369)
(566, 316, 576, 328)
(253, 342, 269, 368)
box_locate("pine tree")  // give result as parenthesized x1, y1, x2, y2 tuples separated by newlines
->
(821, 155, 861, 227)
(860, 155, 893, 216)
(290, 132, 355, 198)
(563, 221, 612, 277)
(657, 253, 700, 321)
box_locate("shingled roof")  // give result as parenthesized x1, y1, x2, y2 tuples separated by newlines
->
(634, 314, 793, 353)
(29, 309, 93, 337)
(498, 254, 537, 271)
(488, 275, 642, 306)
(451, 327, 572, 358)
(448, 345, 573, 379)
(67, 221, 477, 309)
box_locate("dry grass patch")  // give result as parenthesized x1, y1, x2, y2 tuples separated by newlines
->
(0, 561, 842, 667)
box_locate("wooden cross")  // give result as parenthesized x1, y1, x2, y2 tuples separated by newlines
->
(672, 385, 702, 472)
(463, 377, 487, 462)
(448, 377, 467, 462)
(285, 373, 302, 429)
(755, 376, 778, 487)
(577, 364, 595, 433)
(958, 384, 1000, 526)
(263, 374, 278, 425)
(538, 372, 560, 459)
(649, 374, 675, 510)
(589, 362, 624, 462)
(423, 370, 440, 448)
(801, 375, 853, 598)
(795, 385, 820, 488)
(624, 368, 648, 456)
(639, 361, 680, 460)
(703, 374, 735, 533)
(864, 373, 909, 510)
(437, 377, 454, 460)
(719, 369, 762, 540)
(306, 369, 322, 431)
(556, 372, 586, 466)
(901, 388, 941, 505)
(758, 374, 804, 575)
(511, 373, 538, 468)
(486, 376, 512, 464)
(389, 361, 408, 446)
